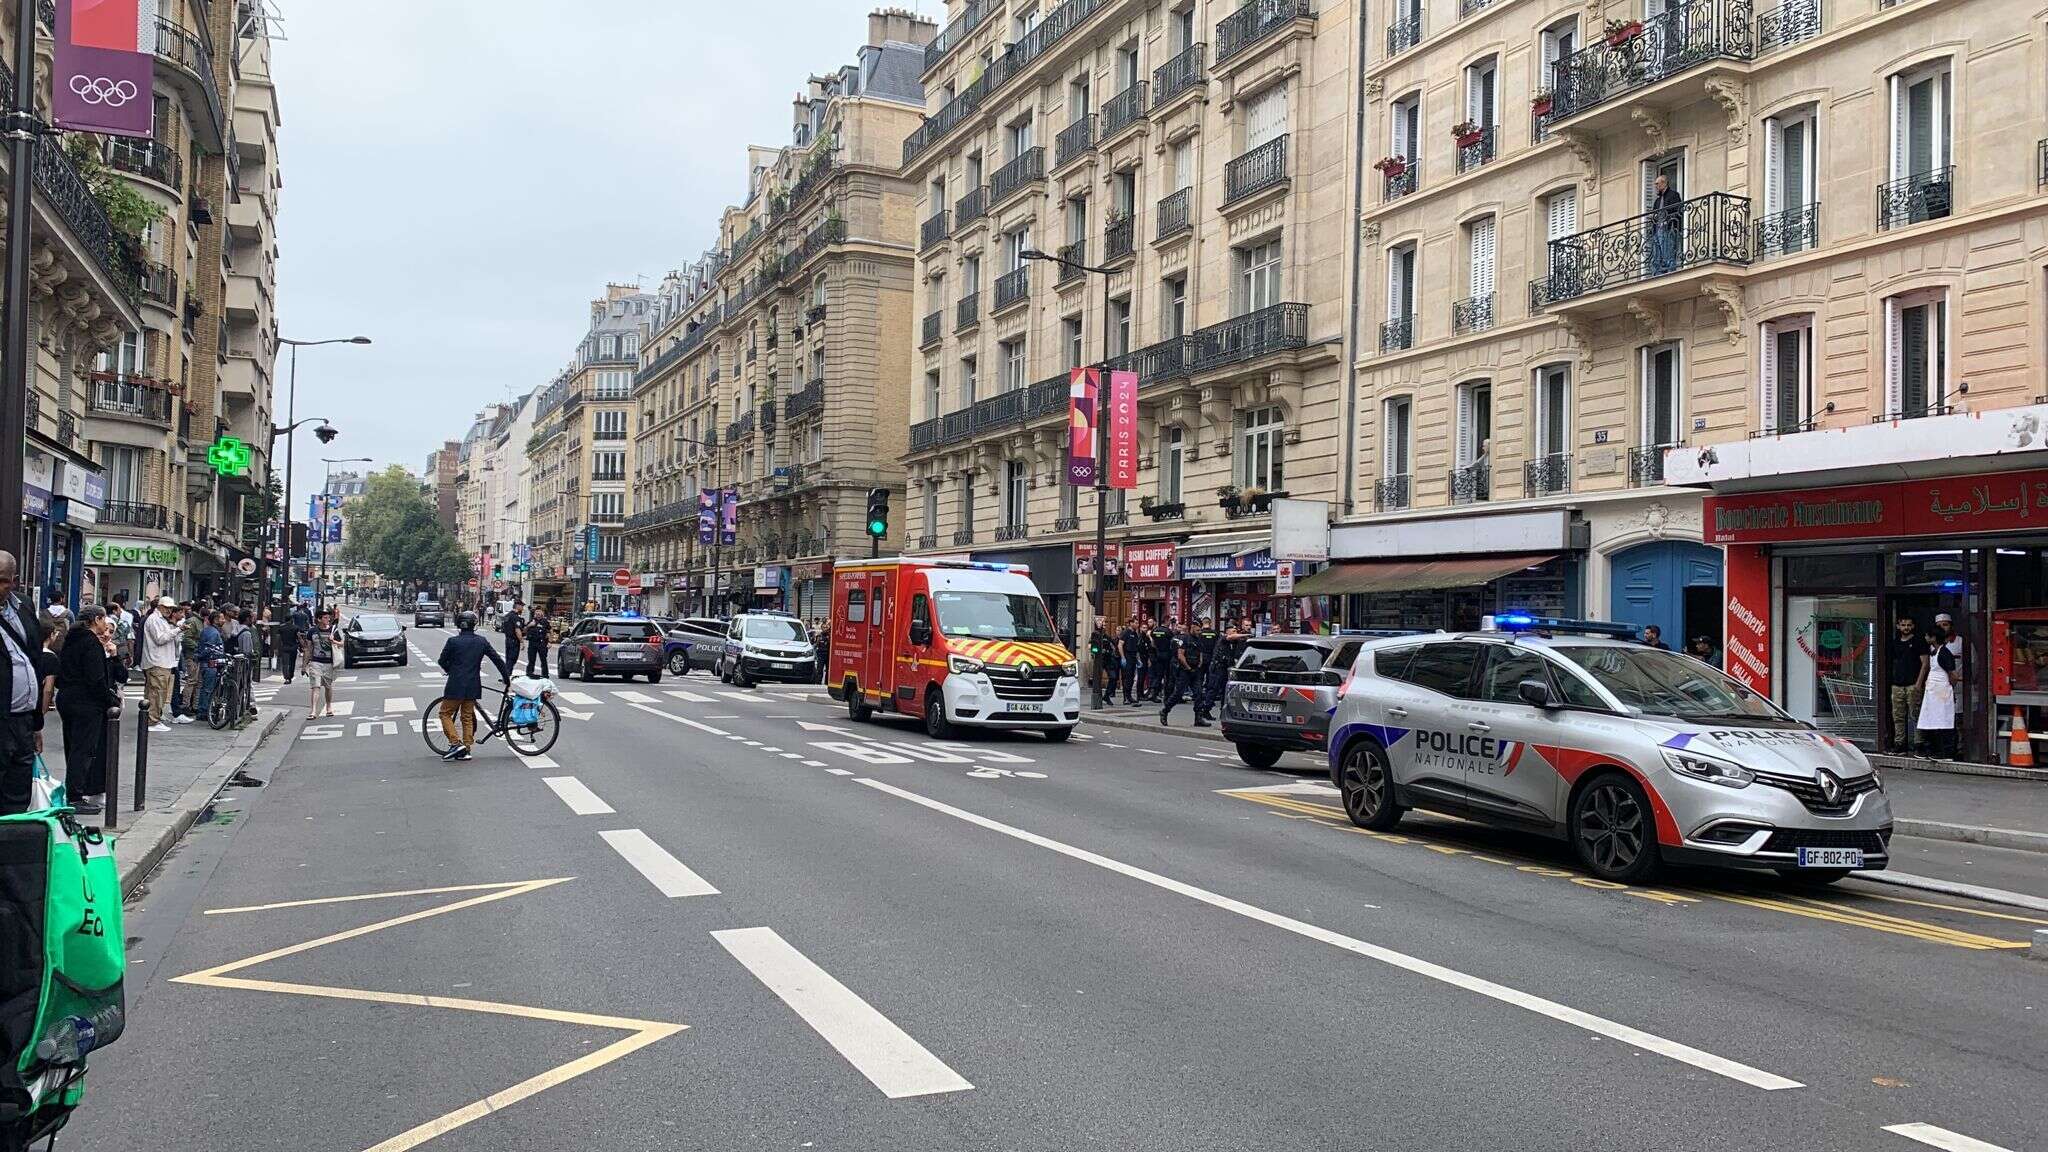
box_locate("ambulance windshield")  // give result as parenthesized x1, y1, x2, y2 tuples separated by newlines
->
(933, 590, 1059, 642)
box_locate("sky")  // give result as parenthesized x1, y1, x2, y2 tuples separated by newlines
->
(270, 0, 933, 503)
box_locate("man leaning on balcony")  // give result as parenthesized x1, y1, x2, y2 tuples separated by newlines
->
(1647, 174, 1682, 275)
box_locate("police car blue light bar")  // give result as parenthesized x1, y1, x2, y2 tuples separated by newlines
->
(1482, 613, 1644, 640)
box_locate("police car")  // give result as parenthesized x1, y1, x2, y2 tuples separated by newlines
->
(1327, 615, 1893, 883)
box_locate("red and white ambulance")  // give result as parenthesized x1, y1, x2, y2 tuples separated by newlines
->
(828, 558, 1080, 741)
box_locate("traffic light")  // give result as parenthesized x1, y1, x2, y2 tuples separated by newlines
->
(288, 521, 309, 559)
(865, 487, 889, 539)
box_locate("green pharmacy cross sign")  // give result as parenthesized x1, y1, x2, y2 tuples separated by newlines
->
(207, 436, 252, 477)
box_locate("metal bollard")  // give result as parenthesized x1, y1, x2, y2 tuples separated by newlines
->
(102, 705, 122, 831)
(133, 699, 149, 814)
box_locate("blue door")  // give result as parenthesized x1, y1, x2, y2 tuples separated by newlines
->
(1609, 541, 1722, 648)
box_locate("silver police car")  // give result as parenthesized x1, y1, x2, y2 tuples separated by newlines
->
(1327, 616, 1894, 883)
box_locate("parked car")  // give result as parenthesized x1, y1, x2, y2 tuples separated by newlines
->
(718, 610, 817, 687)
(664, 616, 729, 675)
(414, 601, 446, 628)
(1219, 633, 1372, 768)
(341, 613, 408, 669)
(556, 615, 665, 682)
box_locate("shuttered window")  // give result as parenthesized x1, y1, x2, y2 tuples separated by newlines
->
(1886, 291, 1946, 417)
(1171, 138, 1193, 191)
(1383, 398, 1412, 477)
(1759, 316, 1813, 433)
(1545, 188, 1577, 273)
(1891, 67, 1951, 181)
(1466, 59, 1497, 129)
(1535, 365, 1569, 457)
(1388, 244, 1416, 321)
(1640, 344, 1682, 446)
(1391, 95, 1419, 159)
(1467, 216, 1496, 299)
(1456, 382, 1492, 466)
(1245, 85, 1288, 149)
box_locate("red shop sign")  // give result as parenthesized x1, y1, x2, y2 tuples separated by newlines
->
(1123, 543, 1178, 583)
(1704, 467, 2048, 545)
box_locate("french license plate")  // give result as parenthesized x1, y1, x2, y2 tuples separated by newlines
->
(1009, 702, 1047, 714)
(1244, 701, 1284, 717)
(1796, 847, 1864, 868)
(613, 651, 645, 662)
(773, 662, 794, 670)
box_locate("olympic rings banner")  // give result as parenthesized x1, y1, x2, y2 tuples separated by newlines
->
(55, 0, 154, 139)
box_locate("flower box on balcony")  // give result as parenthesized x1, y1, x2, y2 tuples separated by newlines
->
(1603, 19, 1643, 46)
(1372, 156, 1407, 178)
(1451, 122, 1482, 147)
(1141, 499, 1185, 521)
(1246, 488, 1287, 512)
(1531, 93, 1553, 116)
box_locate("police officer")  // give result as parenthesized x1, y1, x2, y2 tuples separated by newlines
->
(1201, 614, 1251, 726)
(1118, 614, 1145, 706)
(1158, 622, 1191, 725)
(1146, 615, 1175, 703)
(1088, 623, 1118, 701)
(1185, 616, 1221, 726)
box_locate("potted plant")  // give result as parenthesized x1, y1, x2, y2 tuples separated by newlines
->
(1604, 17, 1644, 46)
(1452, 120, 1483, 148)
(1215, 484, 1242, 510)
(1531, 91, 1555, 117)
(1247, 488, 1288, 512)
(1372, 155, 1408, 179)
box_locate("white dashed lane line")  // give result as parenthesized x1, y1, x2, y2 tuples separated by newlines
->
(541, 776, 614, 816)
(599, 829, 718, 898)
(1882, 1124, 2018, 1152)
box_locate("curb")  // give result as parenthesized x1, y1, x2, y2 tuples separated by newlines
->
(116, 707, 290, 897)
(1086, 710, 1231, 746)
(1852, 868, 2048, 915)
(1892, 819, 2048, 854)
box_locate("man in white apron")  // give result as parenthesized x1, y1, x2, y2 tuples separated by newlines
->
(1916, 612, 1962, 759)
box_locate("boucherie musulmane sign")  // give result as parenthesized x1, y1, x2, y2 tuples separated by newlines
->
(1704, 467, 2048, 545)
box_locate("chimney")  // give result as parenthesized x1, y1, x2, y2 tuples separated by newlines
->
(869, 7, 937, 48)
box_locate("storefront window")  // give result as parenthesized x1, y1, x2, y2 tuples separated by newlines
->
(1784, 553, 1880, 745)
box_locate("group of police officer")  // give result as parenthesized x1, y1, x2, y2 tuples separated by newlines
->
(1087, 610, 1253, 727)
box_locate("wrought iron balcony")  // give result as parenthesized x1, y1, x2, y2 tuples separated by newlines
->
(1381, 157, 1418, 200)
(910, 418, 939, 451)
(1055, 115, 1096, 168)
(921, 309, 943, 348)
(957, 292, 980, 331)
(1105, 212, 1136, 262)
(1386, 11, 1422, 55)
(1876, 167, 1953, 231)
(88, 375, 174, 425)
(1053, 516, 1081, 533)
(1460, 0, 1496, 14)
(951, 529, 976, 546)
(939, 410, 975, 443)
(1374, 474, 1411, 512)
(106, 138, 181, 189)
(101, 500, 169, 531)
(1630, 443, 1679, 486)
(1189, 302, 1309, 372)
(1524, 453, 1571, 497)
(1057, 240, 1087, 284)
(1754, 202, 1819, 259)
(154, 16, 225, 145)
(1533, 192, 1751, 306)
(1541, 0, 1754, 124)
(956, 185, 990, 228)
(2040, 139, 2047, 189)
(1106, 335, 1192, 388)
(1154, 42, 1206, 105)
(994, 266, 1031, 312)
(995, 523, 1029, 542)
(1224, 135, 1288, 205)
(989, 147, 1046, 204)
(903, 0, 1115, 165)
(1102, 82, 1147, 137)
(14, 122, 143, 304)
(726, 410, 755, 441)
(1157, 187, 1192, 240)
(784, 380, 824, 421)
(1451, 293, 1495, 335)
(1449, 460, 1491, 504)
(921, 209, 951, 250)
(915, 533, 938, 550)
(1218, 0, 1312, 63)
(1027, 374, 1070, 417)
(1379, 315, 1413, 352)
(1455, 126, 1496, 172)
(1106, 509, 1130, 527)
(922, 0, 991, 72)
(1755, 0, 1821, 52)
(139, 261, 175, 308)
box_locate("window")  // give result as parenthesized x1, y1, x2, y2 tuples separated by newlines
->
(599, 335, 616, 358)
(1642, 151, 1684, 211)
(963, 253, 982, 294)
(1069, 75, 1091, 118)
(1391, 93, 1420, 161)
(1170, 3, 1195, 52)
(1238, 406, 1284, 490)
(1481, 647, 1554, 704)
(1534, 364, 1570, 458)
(1000, 338, 1026, 391)
(1161, 425, 1184, 502)
(1456, 381, 1492, 467)
(1109, 297, 1131, 356)
(592, 450, 625, 481)
(809, 424, 824, 463)
(595, 410, 628, 440)
(1112, 168, 1137, 217)
(1763, 109, 1817, 253)
(965, 151, 983, 187)
(1003, 460, 1028, 528)
(1466, 215, 1495, 302)
(1010, 3, 1039, 42)
(1640, 343, 1682, 446)
(1886, 289, 1948, 418)
(1382, 397, 1412, 478)
(1059, 477, 1078, 521)
(925, 370, 942, 419)
(811, 275, 827, 309)
(1162, 275, 1187, 338)
(929, 175, 946, 212)
(959, 475, 976, 533)
(1066, 194, 1088, 243)
(1236, 237, 1282, 314)
(1760, 315, 1813, 433)
(1890, 63, 1951, 187)
(1544, 187, 1578, 273)
(1538, 18, 1577, 93)
(1244, 84, 1288, 150)
(1465, 57, 1497, 131)
(846, 586, 867, 623)
(1170, 138, 1193, 191)
(922, 480, 939, 540)
(1387, 242, 1416, 322)
(1116, 43, 1139, 91)
(960, 355, 978, 406)
(592, 369, 630, 399)
(1404, 642, 1483, 697)
(100, 444, 139, 503)
(1004, 225, 1033, 271)
(1006, 114, 1035, 159)
(928, 273, 945, 313)
(1064, 316, 1085, 369)
(591, 492, 624, 521)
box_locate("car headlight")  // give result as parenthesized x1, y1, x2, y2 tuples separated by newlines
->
(948, 654, 984, 674)
(1661, 747, 1755, 788)
(1059, 661, 1079, 677)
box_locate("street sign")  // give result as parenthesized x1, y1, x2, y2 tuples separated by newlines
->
(612, 567, 633, 586)
(296, 585, 315, 603)
(1275, 561, 1296, 595)
(206, 435, 251, 477)
(467, 578, 479, 589)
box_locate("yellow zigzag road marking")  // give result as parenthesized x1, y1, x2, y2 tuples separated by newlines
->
(174, 877, 686, 1152)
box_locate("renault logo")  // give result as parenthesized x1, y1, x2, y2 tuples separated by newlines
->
(1018, 661, 1034, 680)
(1817, 769, 1843, 804)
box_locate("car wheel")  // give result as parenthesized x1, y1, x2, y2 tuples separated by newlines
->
(399, 653, 408, 667)
(1338, 740, 1401, 830)
(1235, 743, 1284, 769)
(1775, 867, 1851, 886)
(667, 652, 688, 675)
(719, 659, 733, 684)
(846, 679, 872, 722)
(579, 657, 595, 683)
(1043, 726, 1073, 743)
(924, 690, 954, 740)
(1571, 773, 1662, 883)
(733, 665, 753, 689)
(647, 671, 662, 684)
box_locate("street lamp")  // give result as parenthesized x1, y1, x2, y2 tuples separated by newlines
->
(1021, 248, 1118, 708)
(673, 433, 725, 618)
(269, 335, 370, 609)
(317, 456, 371, 610)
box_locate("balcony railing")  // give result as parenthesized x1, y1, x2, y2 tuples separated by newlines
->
(1455, 126, 1497, 172)
(1535, 192, 1751, 305)
(1754, 202, 1818, 259)
(921, 309, 943, 348)
(989, 147, 1046, 203)
(153, 16, 225, 143)
(1630, 443, 1680, 486)
(956, 185, 990, 228)
(1154, 42, 1206, 104)
(1382, 157, 1418, 200)
(1106, 335, 1193, 388)
(1224, 135, 1288, 205)
(784, 379, 824, 421)
(957, 292, 980, 331)
(1450, 293, 1495, 335)
(1055, 115, 1096, 168)
(910, 418, 939, 451)
(973, 388, 1029, 432)
(1102, 82, 1147, 136)
(1218, 0, 1312, 63)
(1105, 212, 1136, 261)
(940, 410, 975, 444)
(88, 375, 173, 425)
(1057, 240, 1087, 284)
(727, 410, 755, 441)
(995, 523, 1029, 542)
(1053, 515, 1081, 533)
(1157, 186, 1192, 239)
(994, 266, 1031, 311)
(1027, 373, 1069, 417)
(903, 0, 1115, 165)
(139, 261, 175, 307)
(921, 209, 951, 250)
(1449, 460, 1491, 504)
(1876, 167, 1953, 231)
(952, 529, 976, 546)
(106, 138, 181, 190)
(1386, 11, 1422, 55)
(1460, 0, 1496, 13)
(101, 500, 168, 531)
(1374, 474, 1411, 512)
(16, 122, 142, 304)
(1524, 453, 1571, 496)
(1189, 302, 1309, 372)
(1756, 0, 1821, 51)
(1379, 315, 1413, 352)
(923, 0, 991, 72)
(1542, 0, 1754, 124)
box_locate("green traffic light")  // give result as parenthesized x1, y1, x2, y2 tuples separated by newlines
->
(867, 519, 886, 537)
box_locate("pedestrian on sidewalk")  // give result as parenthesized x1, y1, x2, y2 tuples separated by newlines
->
(141, 598, 181, 732)
(109, 591, 134, 665)
(500, 601, 525, 673)
(1185, 616, 1220, 727)
(56, 606, 125, 816)
(1888, 615, 1929, 754)
(176, 601, 202, 719)
(250, 605, 271, 683)
(1118, 615, 1144, 706)
(0, 551, 48, 816)
(302, 608, 339, 718)
(1918, 612, 1963, 759)
(524, 610, 550, 678)
(194, 610, 226, 722)
(1146, 616, 1174, 704)
(1159, 623, 1197, 726)
(436, 611, 508, 762)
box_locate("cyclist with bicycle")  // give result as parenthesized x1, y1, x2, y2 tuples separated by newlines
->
(193, 610, 226, 722)
(435, 610, 508, 762)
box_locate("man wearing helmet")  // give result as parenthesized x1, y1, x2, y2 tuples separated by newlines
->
(436, 610, 508, 761)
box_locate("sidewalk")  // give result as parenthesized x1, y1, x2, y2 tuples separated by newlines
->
(46, 687, 295, 896)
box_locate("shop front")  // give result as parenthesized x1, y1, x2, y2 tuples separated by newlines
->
(791, 560, 832, 620)
(1178, 543, 1323, 633)
(1703, 467, 2048, 764)
(1309, 508, 1586, 632)
(82, 534, 185, 614)
(969, 543, 1076, 642)
(1106, 541, 1182, 628)
(752, 565, 788, 611)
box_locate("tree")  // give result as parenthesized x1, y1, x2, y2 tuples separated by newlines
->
(341, 465, 469, 587)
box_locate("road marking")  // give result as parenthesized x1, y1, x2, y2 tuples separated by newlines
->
(801, 759, 827, 767)
(853, 776, 1803, 1092)
(799, 720, 859, 734)
(825, 767, 855, 775)
(336, 675, 358, 683)
(721, 691, 772, 704)
(810, 741, 913, 764)
(1136, 748, 1165, 755)
(1102, 742, 1126, 749)
(330, 700, 355, 717)
(384, 696, 417, 713)
(761, 746, 783, 752)
(559, 691, 601, 705)
(1854, 890, 2048, 926)
(522, 752, 561, 770)
(614, 690, 660, 703)
(542, 776, 614, 816)
(1882, 1123, 2017, 1151)
(874, 741, 977, 764)
(665, 689, 715, 703)
(599, 829, 719, 898)
(622, 700, 729, 737)
(780, 753, 803, 760)
(204, 880, 532, 915)
(1708, 891, 2027, 950)
(711, 926, 972, 1099)
(380, 673, 401, 681)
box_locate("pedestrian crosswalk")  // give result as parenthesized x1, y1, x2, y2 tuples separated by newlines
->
(293, 681, 837, 743)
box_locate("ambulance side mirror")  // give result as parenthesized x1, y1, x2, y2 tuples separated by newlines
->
(909, 620, 933, 647)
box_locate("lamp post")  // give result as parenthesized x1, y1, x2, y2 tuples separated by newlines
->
(273, 336, 369, 610)
(670, 433, 726, 618)
(1022, 247, 1119, 709)
(318, 457, 371, 611)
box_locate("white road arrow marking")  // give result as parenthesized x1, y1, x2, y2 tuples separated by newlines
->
(808, 741, 913, 764)
(797, 720, 857, 735)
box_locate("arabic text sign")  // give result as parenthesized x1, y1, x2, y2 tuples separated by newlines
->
(1703, 467, 2048, 545)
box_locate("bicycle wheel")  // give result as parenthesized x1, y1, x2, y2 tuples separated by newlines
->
(504, 697, 560, 756)
(421, 697, 454, 756)
(208, 687, 230, 730)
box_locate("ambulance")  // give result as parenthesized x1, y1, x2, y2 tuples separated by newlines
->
(828, 558, 1081, 740)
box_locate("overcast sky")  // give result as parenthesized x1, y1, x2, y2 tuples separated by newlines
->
(271, 0, 929, 506)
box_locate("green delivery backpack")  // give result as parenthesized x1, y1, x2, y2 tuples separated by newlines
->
(0, 810, 126, 1148)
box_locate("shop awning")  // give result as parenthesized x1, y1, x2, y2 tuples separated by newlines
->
(1291, 553, 1558, 596)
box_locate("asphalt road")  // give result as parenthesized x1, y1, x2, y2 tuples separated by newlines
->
(62, 620, 2048, 1152)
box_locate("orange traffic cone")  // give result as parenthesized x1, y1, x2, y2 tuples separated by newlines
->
(2009, 708, 2035, 768)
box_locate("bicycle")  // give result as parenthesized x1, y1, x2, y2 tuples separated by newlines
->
(207, 653, 253, 730)
(421, 681, 562, 757)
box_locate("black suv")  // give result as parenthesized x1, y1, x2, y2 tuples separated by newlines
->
(414, 601, 446, 628)
(1219, 633, 1371, 768)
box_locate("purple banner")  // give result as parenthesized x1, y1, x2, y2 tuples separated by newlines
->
(697, 488, 715, 546)
(54, 0, 154, 140)
(719, 488, 739, 547)
(1066, 368, 1098, 486)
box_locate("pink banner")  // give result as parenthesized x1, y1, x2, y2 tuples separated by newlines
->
(1106, 370, 1138, 490)
(1066, 368, 1098, 486)
(54, 0, 153, 139)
